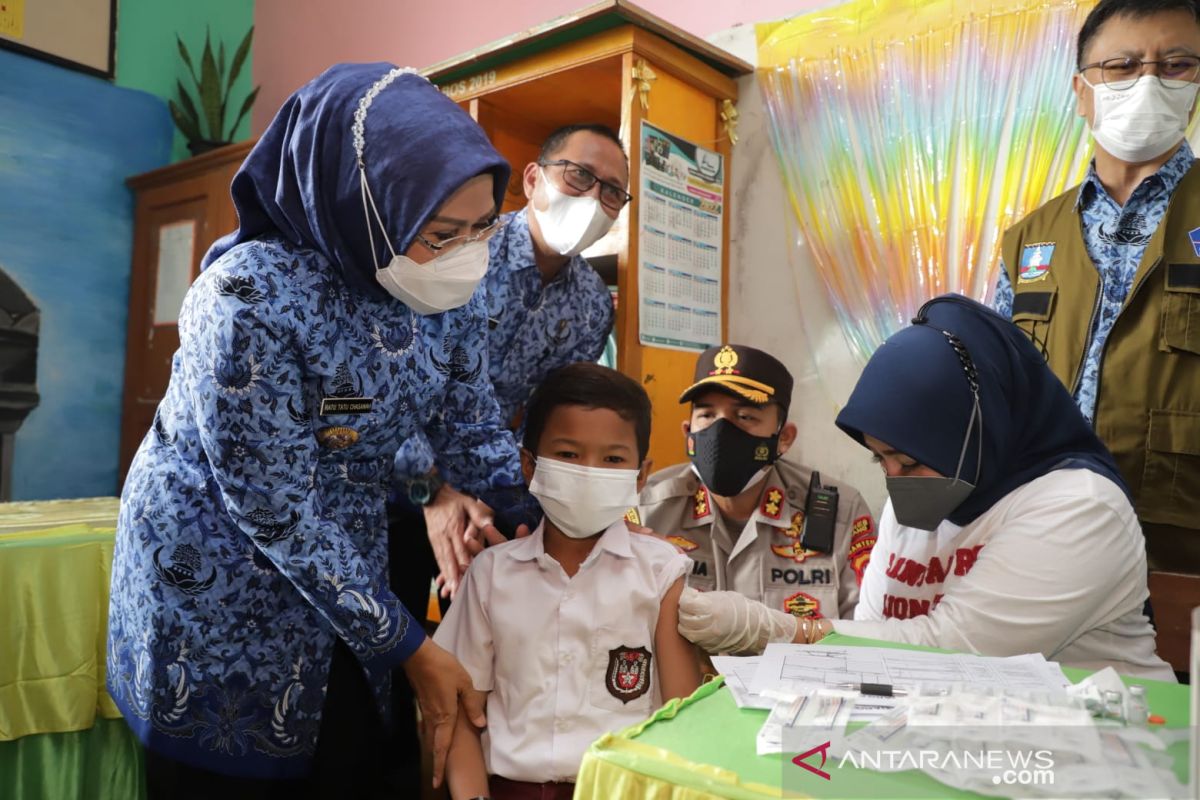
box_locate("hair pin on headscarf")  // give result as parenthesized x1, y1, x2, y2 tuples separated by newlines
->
(913, 315, 984, 485)
(352, 66, 423, 265)
(352, 66, 423, 168)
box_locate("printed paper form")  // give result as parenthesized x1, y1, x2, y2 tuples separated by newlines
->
(751, 644, 1071, 697)
(710, 656, 773, 709)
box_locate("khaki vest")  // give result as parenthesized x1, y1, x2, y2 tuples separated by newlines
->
(1000, 165, 1200, 530)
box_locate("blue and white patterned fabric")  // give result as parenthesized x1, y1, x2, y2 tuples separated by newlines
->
(484, 208, 615, 424)
(107, 63, 521, 779)
(392, 207, 614, 482)
(993, 141, 1195, 422)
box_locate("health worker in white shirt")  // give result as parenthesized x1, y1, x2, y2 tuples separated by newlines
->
(678, 294, 1173, 681)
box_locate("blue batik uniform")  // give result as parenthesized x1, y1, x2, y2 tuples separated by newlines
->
(392, 207, 613, 505)
(107, 238, 521, 778)
(106, 63, 521, 780)
(993, 141, 1195, 422)
(485, 208, 614, 425)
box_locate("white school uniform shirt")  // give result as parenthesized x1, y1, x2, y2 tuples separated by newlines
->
(834, 469, 1174, 681)
(433, 519, 692, 783)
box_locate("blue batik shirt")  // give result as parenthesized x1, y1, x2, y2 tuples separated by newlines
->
(107, 237, 523, 778)
(993, 140, 1195, 422)
(394, 207, 614, 479)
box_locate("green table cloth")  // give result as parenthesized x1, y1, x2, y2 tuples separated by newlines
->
(575, 634, 1190, 799)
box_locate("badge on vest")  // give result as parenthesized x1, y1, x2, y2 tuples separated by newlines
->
(319, 397, 374, 416)
(605, 646, 652, 703)
(315, 425, 359, 450)
(1189, 227, 1200, 257)
(783, 591, 822, 618)
(1019, 243, 1054, 282)
(771, 540, 819, 563)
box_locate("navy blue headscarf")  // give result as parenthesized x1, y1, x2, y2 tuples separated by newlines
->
(835, 294, 1128, 526)
(201, 63, 511, 299)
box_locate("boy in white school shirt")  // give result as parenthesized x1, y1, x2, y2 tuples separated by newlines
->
(435, 362, 702, 800)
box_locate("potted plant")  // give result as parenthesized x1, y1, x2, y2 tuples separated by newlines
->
(171, 27, 260, 157)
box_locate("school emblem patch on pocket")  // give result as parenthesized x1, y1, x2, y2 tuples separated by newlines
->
(605, 646, 652, 703)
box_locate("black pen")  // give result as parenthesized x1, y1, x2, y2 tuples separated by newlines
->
(832, 682, 910, 697)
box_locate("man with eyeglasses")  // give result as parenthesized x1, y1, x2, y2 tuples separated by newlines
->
(391, 122, 629, 596)
(384, 124, 629, 791)
(994, 0, 1200, 573)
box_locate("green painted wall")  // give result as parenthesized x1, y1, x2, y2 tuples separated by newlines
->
(115, 0, 256, 163)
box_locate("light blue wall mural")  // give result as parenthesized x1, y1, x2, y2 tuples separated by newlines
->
(0, 49, 173, 500)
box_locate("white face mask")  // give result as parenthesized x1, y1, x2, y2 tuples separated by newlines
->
(373, 242, 489, 315)
(1084, 74, 1200, 163)
(531, 168, 616, 257)
(528, 457, 640, 539)
(360, 168, 489, 314)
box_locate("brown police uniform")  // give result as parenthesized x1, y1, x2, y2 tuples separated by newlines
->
(634, 459, 875, 620)
(630, 343, 877, 620)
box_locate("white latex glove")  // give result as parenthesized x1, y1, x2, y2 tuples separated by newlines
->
(677, 586, 799, 654)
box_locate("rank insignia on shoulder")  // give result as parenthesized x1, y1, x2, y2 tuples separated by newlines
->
(605, 646, 652, 703)
(316, 425, 358, 450)
(1018, 242, 1054, 282)
(667, 535, 699, 552)
(761, 487, 784, 520)
(692, 487, 711, 519)
(783, 591, 822, 618)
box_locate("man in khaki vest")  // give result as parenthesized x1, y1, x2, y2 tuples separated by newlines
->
(633, 344, 876, 653)
(995, 0, 1200, 573)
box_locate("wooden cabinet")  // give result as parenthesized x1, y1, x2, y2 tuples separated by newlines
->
(118, 1, 751, 480)
(119, 142, 253, 480)
(424, 0, 751, 469)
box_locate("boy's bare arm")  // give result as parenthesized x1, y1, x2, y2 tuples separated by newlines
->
(655, 576, 703, 700)
(445, 692, 490, 800)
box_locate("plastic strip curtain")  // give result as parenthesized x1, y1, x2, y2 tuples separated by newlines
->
(757, 0, 1096, 362)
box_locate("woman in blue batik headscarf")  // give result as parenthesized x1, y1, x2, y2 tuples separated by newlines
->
(107, 63, 523, 797)
(676, 295, 1173, 681)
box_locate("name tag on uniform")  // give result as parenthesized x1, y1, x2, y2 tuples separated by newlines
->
(319, 397, 374, 416)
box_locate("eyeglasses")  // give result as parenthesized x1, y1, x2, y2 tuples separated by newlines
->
(1079, 55, 1200, 90)
(414, 215, 504, 253)
(539, 159, 632, 211)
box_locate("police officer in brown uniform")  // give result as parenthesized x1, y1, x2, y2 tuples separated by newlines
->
(634, 344, 876, 645)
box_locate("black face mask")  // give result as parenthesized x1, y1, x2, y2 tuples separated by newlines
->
(687, 418, 780, 497)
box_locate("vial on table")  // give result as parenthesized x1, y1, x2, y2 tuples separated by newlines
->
(1126, 685, 1149, 727)
(1103, 690, 1125, 723)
